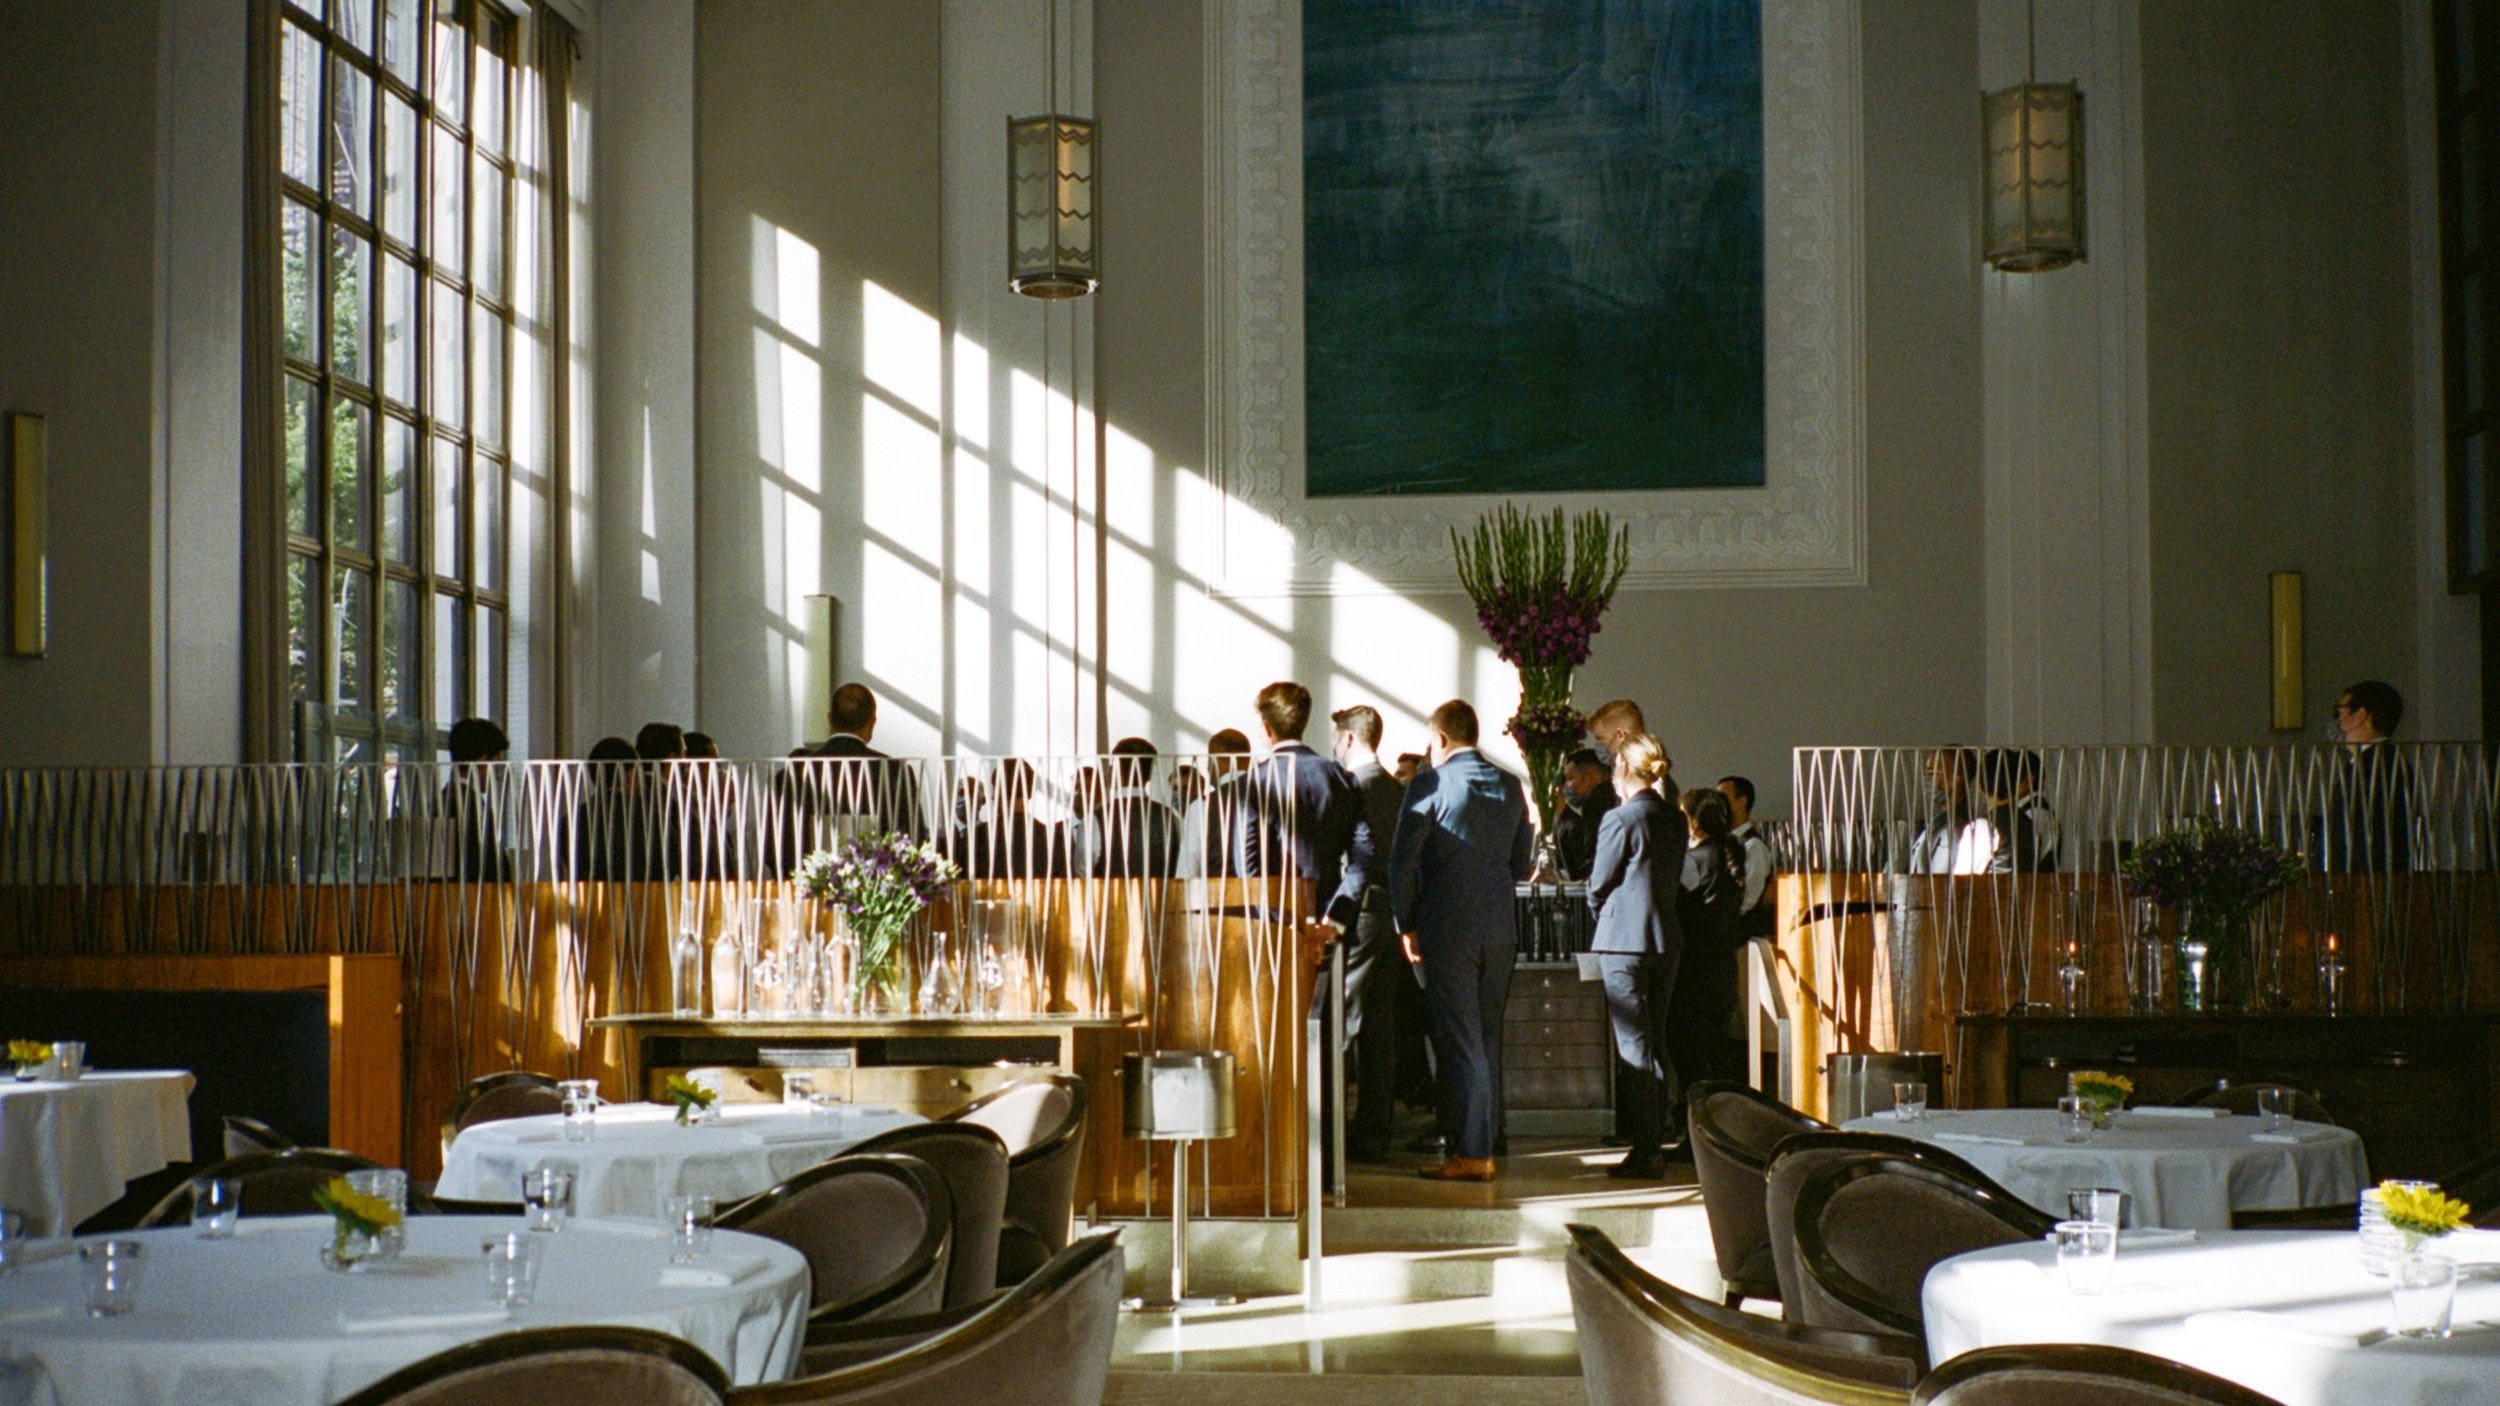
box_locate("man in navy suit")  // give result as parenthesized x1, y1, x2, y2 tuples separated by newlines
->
(1239, 682, 1373, 931)
(797, 682, 925, 845)
(1389, 699, 1534, 1181)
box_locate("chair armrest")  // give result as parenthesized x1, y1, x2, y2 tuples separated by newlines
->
(798, 1296, 1001, 1373)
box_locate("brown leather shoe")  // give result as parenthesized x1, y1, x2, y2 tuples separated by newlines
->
(1417, 1156, 1497, 1182)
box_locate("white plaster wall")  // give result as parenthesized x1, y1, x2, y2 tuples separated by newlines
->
(590, 0, 700, 750)
(2142, 0, 2421, 745)
(0, 0, 169, 769)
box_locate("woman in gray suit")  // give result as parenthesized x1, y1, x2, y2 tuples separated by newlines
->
(1585, 734, 1685, 1179)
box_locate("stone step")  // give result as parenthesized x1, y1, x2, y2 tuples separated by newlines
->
(1105, 1370, 1588, 1406)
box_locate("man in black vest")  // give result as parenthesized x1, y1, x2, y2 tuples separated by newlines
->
(1718, 775, 1777, 941)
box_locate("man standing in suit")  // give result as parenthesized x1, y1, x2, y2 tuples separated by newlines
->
(803, 682, 924, 842)
(1389, 699, 1534, 1182)
(1241, 683, 1373, 930)
(1330, 704, 1409, 1162)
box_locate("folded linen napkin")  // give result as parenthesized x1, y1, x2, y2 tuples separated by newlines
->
(2250, 1128, 2340, 1144)
(1932, 1131, 2029, 1147)
(2184, 1308, 2384, 1349)
(339, 1306, 516, 1334)
(0, 1305, 66, 1326)
(659, 1256, 771, 1289)
(2122, 1106, 2229, 1119)
(2120, 1228, 2197, 1247)
(756, 1128, 835, 1145)
(573, 1217, 662, 1238)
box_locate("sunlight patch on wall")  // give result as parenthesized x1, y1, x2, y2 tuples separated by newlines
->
(863, 538, 943, 719)
(751, 217, 821, 347)
(861, 396, 942, 571)
(862, 280, 942, 421)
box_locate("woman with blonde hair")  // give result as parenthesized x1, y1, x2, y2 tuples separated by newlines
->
(1584, 733, 1686, 1179)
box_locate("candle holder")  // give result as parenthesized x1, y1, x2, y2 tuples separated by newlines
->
(2318, 956, 2346, 1016)
(2056, 952, 2087, 1016)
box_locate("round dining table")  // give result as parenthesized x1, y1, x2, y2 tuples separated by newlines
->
(0, 1214, 809, 1406)
(435, 1101, 922, 1217)
(1925, 1227, 2500, 1406)
(1840, 1106, 2368, 1230)
(0, 1072, 194, 1237)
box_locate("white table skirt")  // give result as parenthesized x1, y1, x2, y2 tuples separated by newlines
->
(1925, 1228, 2500, 1406)
(436, 1102, 922, 1217)
(0, 1214, 809, 1406)
(1840, 1107, 2368, 1230)
(0, 1073, 194, 1237)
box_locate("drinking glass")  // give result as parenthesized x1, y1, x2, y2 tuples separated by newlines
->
(52, 1042, 85, 1081)
(2057, 1095, 2093, 1144)
(2359, 1181, 2435, 1276)
(521, 1167, 574, 1232)
(192, 1176, 242, 1239)
(809, 1089, 846, 1127)
(81, 1240, 144, 1316)
(665, 1192, 715, 1264)
(482, 1231, 543, 1308)
(2054, 1220, 2117, 1294)
(782, 1073, 815, 1109)
(2390, 1253, 2456, 1338)
(559, 1079, 599, 1142)
(1892, 1081, 1927, 1122)
(0, 1207, 27, 1274)
(2256, 1086, 2287, 1134)
(2065, 1187, 2127, 1230)
(345, 1169, 408, 1261)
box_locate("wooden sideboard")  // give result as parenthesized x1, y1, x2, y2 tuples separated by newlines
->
(1957, 1013, 2500, 1180)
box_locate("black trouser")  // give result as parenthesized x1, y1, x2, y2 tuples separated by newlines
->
(1345, 904, 1401, 1155)
(1420, 936, 1515, 1160)
(1598, 952, 1678, 1155)
(1666, 942, 1738, 1101)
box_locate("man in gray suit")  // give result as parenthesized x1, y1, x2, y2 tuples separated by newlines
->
(1330, 704, 1410, 1163)
(1389, 699, 1534, 1182)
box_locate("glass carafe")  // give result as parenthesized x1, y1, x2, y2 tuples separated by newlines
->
(919, 931, 963, 1015)
(671, 918, 705, 1017)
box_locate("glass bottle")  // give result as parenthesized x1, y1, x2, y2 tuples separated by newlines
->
(709, 921, 746, 1019)
(919, 931, 963, 1016)
(672, 917, 705, 1017)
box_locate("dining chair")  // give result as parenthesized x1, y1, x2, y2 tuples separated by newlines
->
(719, 1152, 955, 1325)
(1685, 1080, 1831, 1306)
(837, 1122, 1011, 1308)
(1781, 1145, 2058, 1339)
(439, 1071, 565, 1162)
(1764, 1129, 2013, 1325)
(1912, 1343, 2288, 1406)
(936, 1074, 1087, 1286)
(1563, 1224, 1921, 1406)
(2173, 1076, 2336, 1126)
(219, 1113, 296, 1158)
(728, 1231, 1125, 1406)
(332, 1325, 730, 1406)
(133, 1147, 382, 1228)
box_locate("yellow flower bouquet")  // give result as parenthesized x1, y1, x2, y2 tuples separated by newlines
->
(2379, 1181, 2472, 1253)
(7, 1040, 52, 1078)
(2069, 1070, 2132, 1128)
(666, 1073, 718, 1126)
(311, 1173, 406, 1270)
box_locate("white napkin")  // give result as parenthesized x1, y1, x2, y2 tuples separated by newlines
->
(339, 1306, 516, 1333)
(2185, 1308, 2385, 1349)
(502, 1130, 563, 1144)
(757, 1129, 833, 1145)
(574, 1217, 663, 1239)
(2251, 1128, 2339, 1144)
(659, 1256, 771, 1289)
(0, 1305, 66, 1326)
(1933, 1131, 2029, 1147)
(2119, 1228, 2198, 1247)
(2124, 1106, 2229, 1119)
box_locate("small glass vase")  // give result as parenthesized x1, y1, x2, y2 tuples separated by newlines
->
(2175, 901, 2249, 1013)
(919, 932, 963, 1015)
(10, 1064, 39, 1082)
(321, 1223, 393, 1271)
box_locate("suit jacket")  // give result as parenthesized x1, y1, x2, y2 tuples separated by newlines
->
(1678, 838, 1746, 959)
(1387, 749, 1534, 953)
(1586, 788, 1685, 959)
(1348, 760, 1407, 914)
(1551, 784, 1617, 881)
(1085, 787, 1180, 878)
(1240, 741, 1374, 928)
(802, 733, 926, 842)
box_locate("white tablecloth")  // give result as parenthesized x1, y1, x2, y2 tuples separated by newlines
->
(436, 1102, 921, 1217)
(0, 1073, 194, 1236)
(0, 1214, 808, 1406)
(1926, 1228, 2500, 1406)
(1840, 1107, 2368, 1230)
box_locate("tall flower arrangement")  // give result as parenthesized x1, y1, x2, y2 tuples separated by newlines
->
(2121, 820, 2304, 1012)
(1451, 506, 1631, 815)
(797, 833, 959, 1012)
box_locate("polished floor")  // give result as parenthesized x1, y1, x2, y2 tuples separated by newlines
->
(1103, 1134, 1720, 1404)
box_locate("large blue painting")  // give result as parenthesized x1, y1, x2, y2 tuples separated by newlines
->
(1303, 0, 1765, 498)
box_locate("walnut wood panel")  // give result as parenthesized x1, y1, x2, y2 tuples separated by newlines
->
(0, 954, 402, 1165)
(1771, 871, 2500, 1121)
